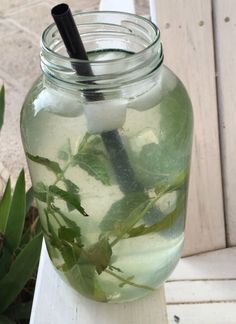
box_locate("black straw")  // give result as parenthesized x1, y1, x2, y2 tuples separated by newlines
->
(51, 4, 143, 193)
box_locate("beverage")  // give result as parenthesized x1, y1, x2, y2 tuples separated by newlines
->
(21, 50, 192, 302)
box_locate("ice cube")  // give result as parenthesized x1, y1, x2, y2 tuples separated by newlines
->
(129, 128, 159, 154)
(127, 67, 177, 111)
(33, 88, 83, 117)
(84, 99, 127, 134)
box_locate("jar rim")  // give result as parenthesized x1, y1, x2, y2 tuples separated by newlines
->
(41, 10, 160, 65)
(41, 10, 163, 89)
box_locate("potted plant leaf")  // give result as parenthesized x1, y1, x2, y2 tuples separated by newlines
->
(0, 85, 43, 323)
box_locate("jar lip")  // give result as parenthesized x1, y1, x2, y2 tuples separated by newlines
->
(41, 10, 160, 64)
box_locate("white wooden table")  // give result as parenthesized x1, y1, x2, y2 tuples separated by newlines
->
(31, 244, 236, 324)
(166, 247, 236, 323)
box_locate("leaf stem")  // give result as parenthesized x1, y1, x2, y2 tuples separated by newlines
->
(110, 194, 162, 248)
(105, 269, 154, 291)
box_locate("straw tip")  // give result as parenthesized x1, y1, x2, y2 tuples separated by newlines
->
(51, 3, 70, 17)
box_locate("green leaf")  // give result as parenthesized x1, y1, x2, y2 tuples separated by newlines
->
(0, 247, 12, 280)
(87, 237, 112, 274)
(0, 232, 43, 313)
(60, 241, 82, 271)
(0, 179, 11, 233)
(64, 179, 79, 195)
(45, 210, 60, 248)
(0, 315, 15, 324)
(128, 85, 193, 188)
(58, 226, 81, 244)
(67, 255, 107, 302)
(155, 168, 188, 195)
(109, 265, 123, 273)
(34, 182, 48, 203)
(100, 192, 150, 234)
(49, 185, 88, 216)
(4, 170, 26, 252)
(67, 252, 107, 301)
(4, 302, 32, 320)
(58, 151, 69, 161)
(57, 140, 72, 161)
(26, 152, 62, 175)
(0, 85, 5, 130)
(73, 134, 111, 185)
(26, 187, 34, 214)
(159, 84, 193, 150)
(128, 193, 186, 237)
(50, 205, 79, 229)
(63, 179, 80, 211)
(132, 142, 187, 188)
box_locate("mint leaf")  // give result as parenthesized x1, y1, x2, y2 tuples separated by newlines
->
(127, 85, 192, 188)
(87, 237, 112, 274)
(50, 205, 81, 230)
(100, 192, 150, 234)
(44, 209, 60, 248)
(63, 179, 80, 211)
(128, 192, 186, 237)
(155, 168, 188, 194)
(72, 254, 107, 302)
(60, 242, 82, 271)
(64, 179, 79, 194)
(49, 185, 88, 216)
(159, 84, 193, 150)
(132, 143, 187, 188)
(57, 140, 72, 161)
(34, 182, 48, 203)
(58, 226, 81, 244)
(26, 153, 62, 175)
(58, 150, 69, 161)
(73, 133, 111, 185)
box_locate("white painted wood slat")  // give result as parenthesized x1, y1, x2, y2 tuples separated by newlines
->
(168, 303, 236, 324)
(166, 247, 236, 322)
(213, 0, 236, 246)
(149, 0, 157, 24)
(166, 280, 236, 303)
(169, 247, 236, 281)
(30, 243, 168, 324)
(99, 0, 135, 13)
(155, 0, 225, 255)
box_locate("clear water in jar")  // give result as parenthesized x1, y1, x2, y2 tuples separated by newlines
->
(21, 50, 193, 303)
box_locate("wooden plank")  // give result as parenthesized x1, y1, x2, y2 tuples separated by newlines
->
(166, 280, 236, 303)
(213, 0, 236, 246)
(155, 0, 225, 255)
(168, 303, 236, 324)
(149, 0, 157, 24)
(30, 243, 168, 324)
(169, 247, 236, 281)
(166, 248, 236, 321)
(99, 0, 135, 12)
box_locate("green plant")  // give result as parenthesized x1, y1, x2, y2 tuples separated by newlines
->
(0, 85, 43, 323)
(26, 132, 187, 301)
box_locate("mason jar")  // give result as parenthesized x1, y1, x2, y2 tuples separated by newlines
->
(20, 11, 193, 303)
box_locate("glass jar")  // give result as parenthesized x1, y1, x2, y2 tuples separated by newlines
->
(21, 11, 193, 303)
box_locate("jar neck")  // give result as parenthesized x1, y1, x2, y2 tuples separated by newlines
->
(41, 11, 164, 91)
